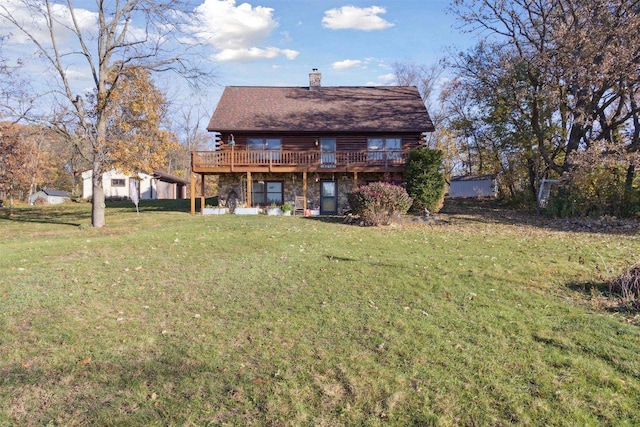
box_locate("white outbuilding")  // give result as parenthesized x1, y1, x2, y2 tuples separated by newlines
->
(28, 189, 71, 205)
(81, 169, 187, 200)
(448, 175, 497, 198)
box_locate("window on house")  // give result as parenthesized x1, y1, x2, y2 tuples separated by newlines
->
(367, 137, 402, 161)
(248, 138, 282, 161)
(252, 181, 283, 206)
(111, 178, 126, 187)
(320, 138, 336, 167)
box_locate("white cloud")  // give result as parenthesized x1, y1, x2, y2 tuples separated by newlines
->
(363, 73, 395, 86)
(214, 46, 299, 62)
(281, 49, 299, 60)
(332, 59, 363, 71)
(279, 31, 292, 43)
(64, 67, 90, 81)
(0, 0, 98, 45)
(192, 0, 298, 62)
(322, 6, 393, 31)
(377, 73, 396, 84)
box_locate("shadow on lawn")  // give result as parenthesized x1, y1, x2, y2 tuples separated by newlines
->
(300, 199, 640, 235)
(439, 198, 640, 235)
(0, 206, 89, 227)
(566, 280, 611, 295)
(106, 199, 191, 213)
(323, 253, 412, 270)
(0, 344, 224, 425)
(0, 199, 191, 227)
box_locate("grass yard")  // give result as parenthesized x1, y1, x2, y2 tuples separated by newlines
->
(1, 200, 639, 426)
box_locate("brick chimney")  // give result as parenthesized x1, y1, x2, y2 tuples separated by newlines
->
(309, 68, 321, 89)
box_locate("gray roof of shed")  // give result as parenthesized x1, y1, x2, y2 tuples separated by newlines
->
(42, 189, 70, 197)
(207, 86, 434, 133)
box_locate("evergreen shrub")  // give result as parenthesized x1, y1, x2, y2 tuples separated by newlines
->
(405, 148, 446, 213)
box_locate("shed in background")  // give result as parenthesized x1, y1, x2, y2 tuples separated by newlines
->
(81, 169, 188, 200)
(448, 175, 497, 198)
(29, 189, 71, 205)
(153, 171, 188, 199)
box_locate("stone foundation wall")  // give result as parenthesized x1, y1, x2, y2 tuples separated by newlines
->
(215, 172, 397, 213)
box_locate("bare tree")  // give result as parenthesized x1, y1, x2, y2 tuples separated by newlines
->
(170, 105, 214, 175)
(0, 1, 213, 227)
(393, 62, 442, 108)
(0, 35, 36, 122)
(164, 104, 217, 197)
(391, 61, 466, 178)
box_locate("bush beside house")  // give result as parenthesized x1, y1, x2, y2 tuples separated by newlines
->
(348, 182, 412, 226)
(405, 148, 446, 214)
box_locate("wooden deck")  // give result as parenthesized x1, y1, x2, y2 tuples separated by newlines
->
(191, 149, 407, 173)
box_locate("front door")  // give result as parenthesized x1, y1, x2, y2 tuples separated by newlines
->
(320, 180, 337, 214)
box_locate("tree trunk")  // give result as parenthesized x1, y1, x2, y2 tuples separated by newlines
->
(526, 157, 538, 201)
(91, 161, 106, 228)
(623, 163, 636, 216)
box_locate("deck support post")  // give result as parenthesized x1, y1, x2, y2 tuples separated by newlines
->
(246, 171, 252, 207)
(200, 174, 206, 212)
(190, 172, 196, 214)
(302, 171, 307, 210)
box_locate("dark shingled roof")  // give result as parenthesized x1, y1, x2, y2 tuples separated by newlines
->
(153, 170, 188, 185)
(207, 86, 434, 133)
(42, 189, 70, 197)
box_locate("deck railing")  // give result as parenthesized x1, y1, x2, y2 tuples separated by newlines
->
(192, 149, 406, 170)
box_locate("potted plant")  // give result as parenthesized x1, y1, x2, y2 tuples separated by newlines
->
(281, 202, 293, 215)
(281, 202, 293, 216)
(235, 205, 260, 214)
(202, 204, 228, 215)
(267, 203, 281, 216)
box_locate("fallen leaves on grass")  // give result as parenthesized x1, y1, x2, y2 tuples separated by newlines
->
(76, 357, 91, 366)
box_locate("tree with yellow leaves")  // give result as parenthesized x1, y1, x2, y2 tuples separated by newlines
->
(0, 122, 49, 209)
(102, 66, 178, 175)
(0, 1, 212, 227)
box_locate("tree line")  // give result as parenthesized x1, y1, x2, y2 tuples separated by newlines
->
(445, 0, 639, 216)
(395, 0, 639, 217)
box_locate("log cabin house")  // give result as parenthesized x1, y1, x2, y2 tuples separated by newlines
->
(190, 69, 434, 215)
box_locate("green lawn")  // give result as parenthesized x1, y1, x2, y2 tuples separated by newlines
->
(1, 201, 639, 426)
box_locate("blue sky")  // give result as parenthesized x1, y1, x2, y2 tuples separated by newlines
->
(0, 0, 476, 114)
(183, 0, 476, 108)
(195, 0, 473, 87)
